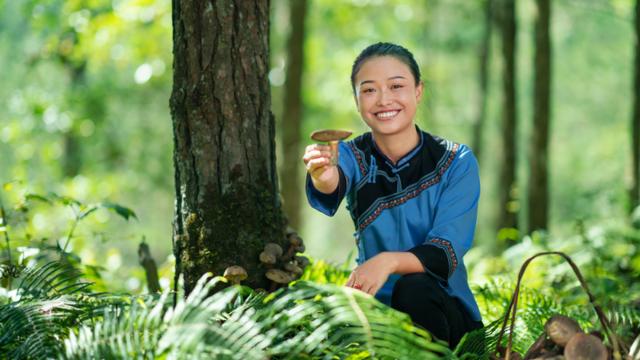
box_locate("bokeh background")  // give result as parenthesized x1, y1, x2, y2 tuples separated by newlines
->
(1, 0, 638, 297)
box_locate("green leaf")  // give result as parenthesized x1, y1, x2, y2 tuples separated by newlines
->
(98, 202, 137, 221)
(25, 193, 52, 204)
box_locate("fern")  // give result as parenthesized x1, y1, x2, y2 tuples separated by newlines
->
(61, 275, 452, 360)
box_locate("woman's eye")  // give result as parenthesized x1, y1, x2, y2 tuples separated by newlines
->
(362, 88, 374, 93)
(391, 84, 404, 89)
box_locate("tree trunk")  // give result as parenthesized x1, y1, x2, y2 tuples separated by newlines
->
(60, 34, 86, 178)
(632, 0, 640, 214)
(472, 0, 493, 160)
(170, 0, 286, 295)
(497, 0, 519, 239)
(528, 0, 552, 233)
(280, 0, 308, 230)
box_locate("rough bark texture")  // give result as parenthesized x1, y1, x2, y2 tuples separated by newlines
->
(632, 0, 640, 213)
(170, 0, 286, 294)
(497, 0, 519, 236)
(528, 0, 552, 233)
(472, 0, 493, 161)
(280, 0, 308, 230)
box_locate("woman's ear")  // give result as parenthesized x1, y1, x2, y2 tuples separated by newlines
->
(415, 81, 424, 102)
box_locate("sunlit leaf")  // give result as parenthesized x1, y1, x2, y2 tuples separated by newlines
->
(98, 202, 137, 221)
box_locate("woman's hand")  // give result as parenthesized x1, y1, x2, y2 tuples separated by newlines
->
(345, 252, 396, 296)
(302, 144, 339, 194)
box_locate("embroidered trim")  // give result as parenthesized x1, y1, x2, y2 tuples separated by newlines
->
(357, 142, 460, 230)
(428, 237, 458, 277)
(349, 141, 367, 177)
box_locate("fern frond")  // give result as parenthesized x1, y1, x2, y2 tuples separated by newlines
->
(17, 260, 91, 299)
(263, 281, 451, 359)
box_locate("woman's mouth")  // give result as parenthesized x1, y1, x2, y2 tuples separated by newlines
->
(375, 110, 400, 120)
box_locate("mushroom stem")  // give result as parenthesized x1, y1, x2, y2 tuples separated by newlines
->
(329, 140, 339, 166)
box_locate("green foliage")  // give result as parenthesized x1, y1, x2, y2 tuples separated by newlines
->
(1, 260, 454, 359)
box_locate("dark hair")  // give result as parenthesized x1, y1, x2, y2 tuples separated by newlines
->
(350, 42, 421, 95)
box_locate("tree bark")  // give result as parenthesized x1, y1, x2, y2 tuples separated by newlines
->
(170, 0, 286, 294)
(472, 0, 493, 161)
(528, 0, 552, 233)
(280, 0, 308, 230)
(497, 0, 519, 238)
(632, 0, 640, 214)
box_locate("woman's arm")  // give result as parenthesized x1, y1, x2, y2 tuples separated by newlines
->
(384, 252, 425, 274)
(345, 251, 424, 295)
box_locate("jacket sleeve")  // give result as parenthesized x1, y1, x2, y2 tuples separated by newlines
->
(408, 145, 480, 282)
(305, 141, 358, 216)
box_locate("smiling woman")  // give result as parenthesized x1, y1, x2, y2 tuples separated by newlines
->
(303, 42, 483, 348)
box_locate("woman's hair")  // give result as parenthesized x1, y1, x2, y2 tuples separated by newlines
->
(350, 42, 421, 95)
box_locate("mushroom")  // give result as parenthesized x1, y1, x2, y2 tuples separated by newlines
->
(223, 266, 247, 285)
(259, 251, 277, 267)
(310, 129, 353, 165)
(524, 333, 556, 360)
(284, 261, 303, 276)
(265, 269, 291, 291)
(545, 315, 582, 347)
(264, 243, 284, 258)
(294, 255, 310, 269)
(564, 333, 607, 360)
(296, 243, 306, 254)
(284, 234, 305, 260)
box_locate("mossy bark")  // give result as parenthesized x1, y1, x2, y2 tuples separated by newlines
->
(170, 0, 286, 294)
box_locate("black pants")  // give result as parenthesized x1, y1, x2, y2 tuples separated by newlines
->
(390, 272, 483, 349)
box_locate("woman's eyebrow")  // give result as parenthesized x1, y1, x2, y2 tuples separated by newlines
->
(359, 76, 406, 86)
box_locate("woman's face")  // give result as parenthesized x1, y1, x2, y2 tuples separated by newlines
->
(353, 56, 423, 138)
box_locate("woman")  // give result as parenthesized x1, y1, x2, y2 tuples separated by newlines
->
(302, 42, 483, 348)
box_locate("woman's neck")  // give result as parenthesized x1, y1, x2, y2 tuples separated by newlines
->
(372, 126, 420, 165)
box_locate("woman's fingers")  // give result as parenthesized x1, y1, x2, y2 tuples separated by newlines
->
(303, 149, 332, 166)
(345, 271, 356, 287)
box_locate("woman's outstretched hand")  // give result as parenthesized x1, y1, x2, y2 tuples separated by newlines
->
(303, 144, 339, 194)
(345, 252, 395, 296)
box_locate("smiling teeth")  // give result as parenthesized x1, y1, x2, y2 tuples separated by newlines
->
(377, 111, 399, 119)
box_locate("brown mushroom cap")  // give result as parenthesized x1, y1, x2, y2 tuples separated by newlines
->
(284, 262, 303, 275)
(295, 255, 310, 268)
(264, 243, 284, 257)
(310, 129, 353, 142)
(287, 233, 303, 247)
(545, 315, 583, 347)
(265, 269, 291, 284)
(223, 266, 248, 284)
(564, 333, 607, 360)
(259, 251, 277, 265)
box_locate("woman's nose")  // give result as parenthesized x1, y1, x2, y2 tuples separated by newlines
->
(377, 88, 393, 106)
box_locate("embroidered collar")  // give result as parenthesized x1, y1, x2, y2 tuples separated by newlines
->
(370, 125, 424, 172)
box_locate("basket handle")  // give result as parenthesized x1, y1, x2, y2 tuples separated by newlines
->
(493, 251, 626, 360)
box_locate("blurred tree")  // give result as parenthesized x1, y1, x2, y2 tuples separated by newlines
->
(58, 29, 86, 178)
(280, 0, 308, 231)
(497, 0, 519, 242)
(472, 0, 494, 161)
(632, 0, 640, 214)
(528, 0, 552, 233)
(170, 0, 286, 294)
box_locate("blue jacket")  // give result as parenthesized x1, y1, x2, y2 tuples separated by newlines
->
(306, 126, 482, 322)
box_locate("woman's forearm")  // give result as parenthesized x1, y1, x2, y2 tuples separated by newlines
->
(382, 251, 425, 275)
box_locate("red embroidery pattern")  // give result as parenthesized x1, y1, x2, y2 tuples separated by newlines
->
(429, 237, 458, 276)
(357, 143, 460, 231)
(349, 142, 367, 176)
